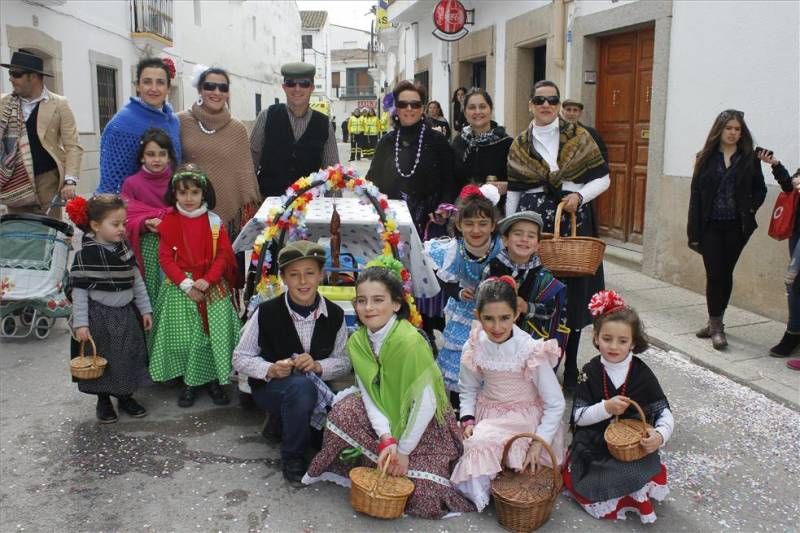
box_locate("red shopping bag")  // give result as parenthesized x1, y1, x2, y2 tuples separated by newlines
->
(768, 190, 799, 241)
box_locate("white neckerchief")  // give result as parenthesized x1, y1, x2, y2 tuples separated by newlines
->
(21, 85, 50, 122)
(600, 352, 633, 389)
(367, 314, 397, 359)
(473, 324, 531, 371)
(530, 119, 560, 170)
(176, 203, 208, 218)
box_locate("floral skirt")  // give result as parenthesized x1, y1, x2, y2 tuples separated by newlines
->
(148, 279, 239, 386)
(304, 392, 476, 519)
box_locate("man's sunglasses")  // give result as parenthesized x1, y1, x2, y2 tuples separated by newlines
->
(9, 71, 30, 79)
(396, 100, 423, 110)
(531, 95, 560, 106)
(283, 79, 313, 88)
(201, 82, 229, 93)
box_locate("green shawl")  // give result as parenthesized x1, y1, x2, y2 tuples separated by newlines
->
(348, 319, 450, 440)
(507, 118, 608, 190)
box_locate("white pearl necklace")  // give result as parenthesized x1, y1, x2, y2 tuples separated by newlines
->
(394, 122, 426, 178)
(197, 120, 216, 135)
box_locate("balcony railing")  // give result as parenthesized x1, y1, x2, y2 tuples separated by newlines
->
(338, 86, 376, 99)
(130, 0, 173, 45)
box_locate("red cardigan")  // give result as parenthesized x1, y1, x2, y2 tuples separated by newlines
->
(157, 211, 235, 287)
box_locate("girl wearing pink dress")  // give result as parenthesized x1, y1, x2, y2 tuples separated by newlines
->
(450, 275, 566, 511)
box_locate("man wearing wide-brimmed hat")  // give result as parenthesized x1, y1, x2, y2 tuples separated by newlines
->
(249, 62, 338, 198)
(0, 51, 83, 216)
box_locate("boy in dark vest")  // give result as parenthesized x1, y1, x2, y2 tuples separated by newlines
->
(249, 62, 339, 198)
(232, 241, 351, 484)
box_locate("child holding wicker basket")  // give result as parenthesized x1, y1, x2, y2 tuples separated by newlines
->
(562, 290, 674, 523)
(67, 194, 153, 423)
(449, 276, 566, 511)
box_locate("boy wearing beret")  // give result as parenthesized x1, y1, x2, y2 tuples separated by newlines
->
(484, 211, 569, 357)
(232, 240, 351, 484)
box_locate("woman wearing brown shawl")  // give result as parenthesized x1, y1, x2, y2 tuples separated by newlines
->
(178, 66, 261, 240)
(506, 80, 610, 393)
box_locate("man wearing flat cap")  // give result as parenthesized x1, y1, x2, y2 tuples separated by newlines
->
(561, 98, 608, 163)
(250, 62, 338, 198)
(1, 51, 83, 216)
(232, 240, 350, 485)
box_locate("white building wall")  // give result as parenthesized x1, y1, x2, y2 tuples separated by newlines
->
(662, 0, 800, 182)
(329, 24, 371, 49)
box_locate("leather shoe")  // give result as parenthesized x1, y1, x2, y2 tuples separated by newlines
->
(117, 396, 147, 418)
(96, 398, 118, 424)
(282, 457, 308, 485)
(178, 386, 196, 408)
(208, 382, 230, 405)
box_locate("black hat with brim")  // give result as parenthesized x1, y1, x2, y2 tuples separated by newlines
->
(0, 51, 53, 77)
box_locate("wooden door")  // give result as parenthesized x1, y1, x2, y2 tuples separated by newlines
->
(595, 27, 654, 244)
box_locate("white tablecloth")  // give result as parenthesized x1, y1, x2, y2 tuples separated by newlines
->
(233, 197, 440, 298)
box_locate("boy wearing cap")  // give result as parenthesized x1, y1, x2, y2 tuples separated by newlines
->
(232, 240, 351, 484)
(484, 211, 569, 355)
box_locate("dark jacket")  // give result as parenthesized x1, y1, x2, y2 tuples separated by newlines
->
(451, 124, 513, 190)
(687, 151, 767, 247)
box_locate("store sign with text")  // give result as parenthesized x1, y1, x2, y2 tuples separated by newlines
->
(432, 0, 473, 42)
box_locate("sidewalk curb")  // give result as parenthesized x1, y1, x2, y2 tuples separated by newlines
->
(643, 317, 799, 413)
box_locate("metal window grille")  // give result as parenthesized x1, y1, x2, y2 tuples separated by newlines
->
(97, 65, 117, 132)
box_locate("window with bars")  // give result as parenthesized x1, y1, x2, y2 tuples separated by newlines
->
(96, 65, 117, 131)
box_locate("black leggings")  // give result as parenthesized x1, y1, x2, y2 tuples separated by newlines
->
(701, 220, 746, 317)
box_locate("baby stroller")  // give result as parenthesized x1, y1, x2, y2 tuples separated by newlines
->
(0, 200, 73, 339)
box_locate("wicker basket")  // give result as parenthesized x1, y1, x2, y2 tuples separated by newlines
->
(604, 398, 654, 462)
(538, 201, 606, 278)
(69, 337, 108, 380)
(491, 433, 562, 532)
(349, 461, 415, 519)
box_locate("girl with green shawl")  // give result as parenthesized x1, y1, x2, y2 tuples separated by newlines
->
(303, 265, 475, 518)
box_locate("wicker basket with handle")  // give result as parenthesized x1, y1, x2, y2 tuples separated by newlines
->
(538, 201, 606, 278)
(491, 433, 562, 532)
(604, 398, 654, 462)
(349, 459, 415, 519)
(69, 337, 108, 380)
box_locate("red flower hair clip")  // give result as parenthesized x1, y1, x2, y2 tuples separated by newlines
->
(459, 184, 483, 200)
(65, 196, 89, 230)
(484, 275, 517, 291)
(588, 290, 626, 317)
(161, 57, 176, 80)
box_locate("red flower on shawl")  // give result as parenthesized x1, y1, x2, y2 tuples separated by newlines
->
(588, 290, 626, 317)
(66, 196, 89, 229)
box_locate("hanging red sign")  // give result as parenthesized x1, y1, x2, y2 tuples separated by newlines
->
(432, 0, 471, 42)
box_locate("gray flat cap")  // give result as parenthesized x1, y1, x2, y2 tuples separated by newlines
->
(498, 211, 544, 235)
(281, 62, 315, 79)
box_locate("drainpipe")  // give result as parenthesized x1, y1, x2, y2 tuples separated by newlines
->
(552, 0, 570, 87)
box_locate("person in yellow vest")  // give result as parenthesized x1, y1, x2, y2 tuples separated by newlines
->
(355, 110, 368, 161)
(380, 110, 391, 137)
(363, 109, 379, 159)
(347, 109, 362, 161)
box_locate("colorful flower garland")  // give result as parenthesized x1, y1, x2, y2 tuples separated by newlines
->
(249, 165, 422, 327)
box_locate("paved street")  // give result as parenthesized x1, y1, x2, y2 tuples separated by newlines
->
(2, 315, 798, 532)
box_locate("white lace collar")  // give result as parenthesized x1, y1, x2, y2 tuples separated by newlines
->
(600, 352, 633, 388)
(367, 314, 397, 358)
(472, 324, 532, 371)
(176, 203, 208, 218)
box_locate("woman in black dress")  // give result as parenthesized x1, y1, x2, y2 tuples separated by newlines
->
(451, 87, 467, 136)
(426, 100, 451, 139)
(367, 80, 455, 237)
(451, 88, 513, 198)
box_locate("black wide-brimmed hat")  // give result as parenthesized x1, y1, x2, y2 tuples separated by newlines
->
(0, 51, 53, 77)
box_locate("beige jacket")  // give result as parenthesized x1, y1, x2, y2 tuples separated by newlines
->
(0, 90, 83, 180)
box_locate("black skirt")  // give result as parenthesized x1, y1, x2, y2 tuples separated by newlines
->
(72, 301, 148, 396)
(518, 192, 605, 330)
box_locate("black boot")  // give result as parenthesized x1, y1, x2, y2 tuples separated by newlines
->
(282, 457, 308, 485)
(96, 395, 118, 424)
(117, 396, 148, 418)
(769, 331, 800, 358)
(208, 381, 230, 405)
(178, 386, 196, 408)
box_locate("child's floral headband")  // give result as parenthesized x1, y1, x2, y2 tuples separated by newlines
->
(588, 290, 626, 317)
(172, 169, 208, 186)
(482, 275, 517, 291)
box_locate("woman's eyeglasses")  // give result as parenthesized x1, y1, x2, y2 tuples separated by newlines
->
(201, 82, 229, 93)
(531, 95, 560, 106)
(283, 79, 313, 88)
(396, 100, 423, 110)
